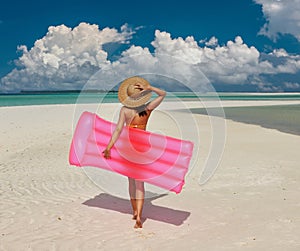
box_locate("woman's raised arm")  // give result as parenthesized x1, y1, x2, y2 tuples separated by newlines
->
(146, 86, 166, 111)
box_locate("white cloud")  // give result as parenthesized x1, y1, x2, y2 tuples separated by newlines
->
(267, 48, 300, 73)
(1, 26, 300, 92)
(284, 82, 300, 89)
(0, 22, 134, 92)
(151, 31, 296, 86)
(254, 0, 300, 41)
(91, 30, 300, 92)
(257, 82, 283, 92)
(205, 37, 218, 47)
(151, 30, 203, 65)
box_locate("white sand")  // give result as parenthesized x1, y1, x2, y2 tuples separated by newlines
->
(0, 102, 299, 251)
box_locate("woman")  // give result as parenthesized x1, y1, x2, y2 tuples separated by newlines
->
(102, 76, 166, 228)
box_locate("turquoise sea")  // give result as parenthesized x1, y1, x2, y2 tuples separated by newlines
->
(1, 92, 300, 107)
(1, 92, 300, 136)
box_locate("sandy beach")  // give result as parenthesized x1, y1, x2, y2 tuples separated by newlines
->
(1, 101, 300, 251)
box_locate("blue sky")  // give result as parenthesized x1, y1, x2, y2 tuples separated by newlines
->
(1, 0, 300, 92)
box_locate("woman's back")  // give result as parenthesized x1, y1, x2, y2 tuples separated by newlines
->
(123, 106, 152, 130)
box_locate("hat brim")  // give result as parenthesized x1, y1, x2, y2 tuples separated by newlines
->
(118, 76, 152, 108)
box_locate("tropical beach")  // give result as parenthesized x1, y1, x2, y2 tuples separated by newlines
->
(1, 100, 300, 250)
(1, 0, 300, 249)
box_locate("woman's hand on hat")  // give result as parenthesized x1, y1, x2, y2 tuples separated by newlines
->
(134, 83, 149, 91)
(102, 148, 111, 159)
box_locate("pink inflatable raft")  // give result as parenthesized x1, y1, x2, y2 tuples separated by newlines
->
(69, 112, 194, 194)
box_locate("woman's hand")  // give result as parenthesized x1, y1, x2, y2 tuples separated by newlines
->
(102, 149, 111, 159)
(135, 83, 152, 91)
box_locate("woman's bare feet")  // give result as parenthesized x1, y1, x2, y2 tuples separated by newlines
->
(132, 212, 137, 220)
(134, 218, 142, 228)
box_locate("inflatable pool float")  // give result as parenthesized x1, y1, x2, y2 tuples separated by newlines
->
(69, 112, 194, 193)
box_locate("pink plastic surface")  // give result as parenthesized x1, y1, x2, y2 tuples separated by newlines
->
(69, 112, 194, 193)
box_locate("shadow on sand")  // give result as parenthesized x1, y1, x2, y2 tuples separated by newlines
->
(83, 193, 190, 226)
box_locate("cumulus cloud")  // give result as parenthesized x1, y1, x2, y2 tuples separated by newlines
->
(87, 30, 300, 92)
(205, 37, 218, 47)
(284, 82, 300, 89)
(254, 0, 300, 41)
(199, 36, 219, 47)
(151, 31, 300, 87)
(1, 25, 300, 93)
(0, 22, 135, 92)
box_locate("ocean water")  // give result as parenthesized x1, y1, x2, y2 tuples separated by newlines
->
(0, 92, 116, 107)
(1, 92, 300, 107)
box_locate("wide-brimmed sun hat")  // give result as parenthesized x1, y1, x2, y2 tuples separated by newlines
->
(118, 76, 152, 108)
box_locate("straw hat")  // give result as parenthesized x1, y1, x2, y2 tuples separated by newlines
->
(118, 76, 152, 108)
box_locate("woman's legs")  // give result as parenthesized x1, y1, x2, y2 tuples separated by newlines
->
(134, 180, 145, 228)
(128, 178, 145, 228)
(128, 178, 137, 219)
